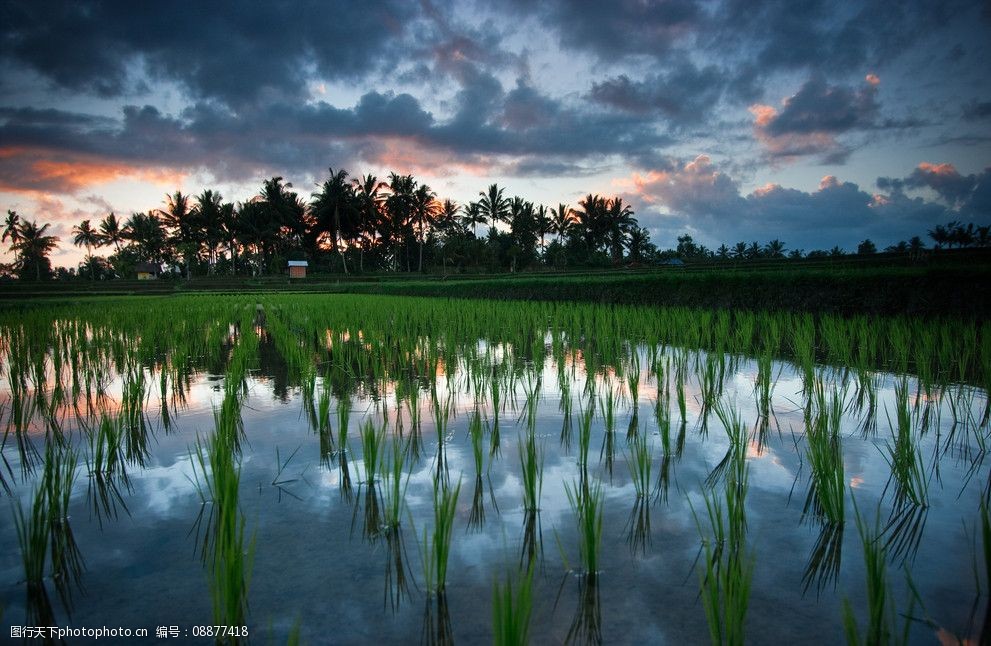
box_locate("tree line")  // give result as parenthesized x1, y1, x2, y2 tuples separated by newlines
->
(1, 169, 988, 280)
(2, 170, 652, 280)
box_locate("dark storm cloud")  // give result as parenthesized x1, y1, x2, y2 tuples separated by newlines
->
(0, 0, 415, 105)
(761, 77, 878, 137)
(0, 78, 674, 191)
(529, 0, 702, 61)
(963, 100, 991, 120)
(900, 163, 991, 214)
(706, 0, 960, 76)
(587, 63, 728, 126)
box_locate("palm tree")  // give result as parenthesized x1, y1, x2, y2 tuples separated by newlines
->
(234, 201, 278, 275)
(3, 210, 22, 263)
(764, 239, 786, 258)
(732, 241, 747, 259)
(604, 198, 635, 263)
(550, 203, 573, 243)
(575, 194, 607, 251)
(976, 226, 990, 248)
(312, 168, 355, 274)
(14, 219, 60, 280)
(435, 199, 461, 236)
(218, 202, 239, 273)
(124, 212, 168, 264)
(928, 223, 950, 249)
(627, 227, 651, 262)
(259, 177, 307, 264)
(195, 190, 224, 273)
(716, 244, 730, 260)
(385, 173, 416, 271)
(99, 213, 125, 252)
(412, 183, 439, 272)
(534, 205, 551, 253)
(477, 184, 509, 231)
(72, 219, 101, 280)
(352, 174, 387, 272)
(159, 191, 200, 279)
(461, 201, 486, 238)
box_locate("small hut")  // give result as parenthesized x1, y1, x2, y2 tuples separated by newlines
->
(287, 260, 308, 279)
(135, 262, 160, 280)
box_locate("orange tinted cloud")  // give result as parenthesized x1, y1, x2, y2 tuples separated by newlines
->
(0, 147, 186, 195)
(364, 137, 494, 177)
(915, 161, 957, 176)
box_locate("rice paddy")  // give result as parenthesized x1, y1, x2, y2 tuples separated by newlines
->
(0, 293, 988, 643)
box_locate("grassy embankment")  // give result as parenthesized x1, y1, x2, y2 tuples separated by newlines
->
(2, 249, 989, 317)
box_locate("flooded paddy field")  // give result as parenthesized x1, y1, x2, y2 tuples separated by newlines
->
(0, 294, 988, 644)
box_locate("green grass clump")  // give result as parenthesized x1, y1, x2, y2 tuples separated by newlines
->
(492, 567, 533, 646)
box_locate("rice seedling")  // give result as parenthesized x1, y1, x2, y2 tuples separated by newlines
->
(625, 431, 652, 500)
(470, 407, 485, 476)
(469, 472, 487, 532)
(842, 500, 912, 646)
(43, 443, 84, 603)
(576, 399, 594, 473)
(381, 438, 409, 531)
(519, 431, 544, 512)
(881, 379, 929, 509)
(360, 419, 385, 484)
(694, 451, 753, 646)
(85, 414, 131, 524)
(336, 394, 352, 458)
(654, 382, 672, 459)
(560, 389, 573, 451)
(564, 479, 604, 577)
(599, 383, 616, 436)
(565, 568, 602, 646)
(492, 566, 533, 646)
(13, 484, 50, 586)
(626, 495, 652, 556)
(803, 390, 846, 525)
(383, 525, 414, 612)
(422, 476, 461, 594)
(801, 521, 844, 596)
(191, 406, 254, 631)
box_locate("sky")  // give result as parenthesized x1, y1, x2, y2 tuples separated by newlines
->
(1, 0, 989, 267)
